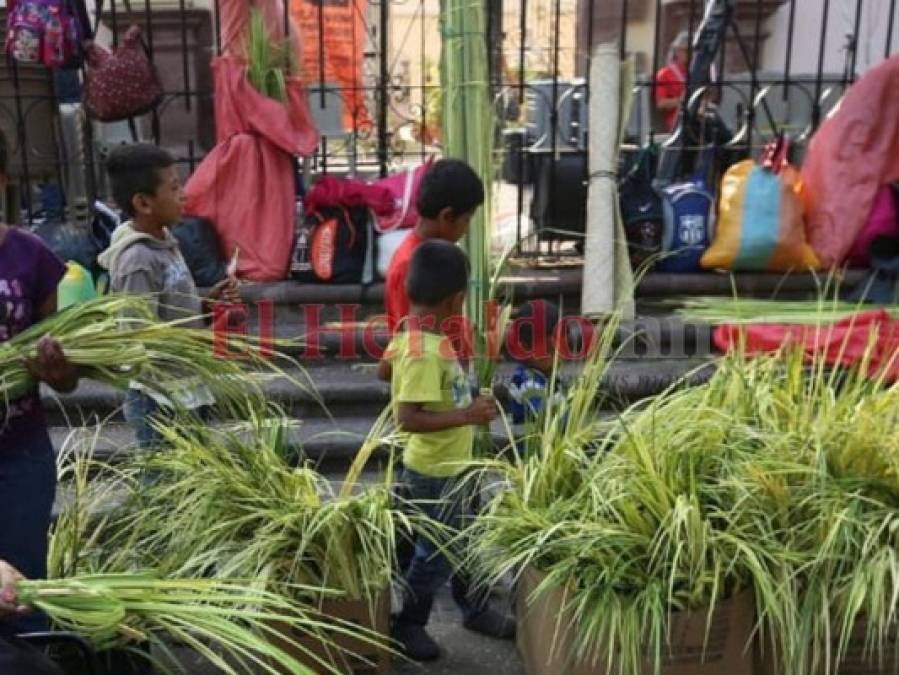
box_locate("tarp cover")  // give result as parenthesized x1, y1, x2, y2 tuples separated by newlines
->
(714, 310, 899, 381)
(183, 56, 318, 281)
(802, 55, 899, 267)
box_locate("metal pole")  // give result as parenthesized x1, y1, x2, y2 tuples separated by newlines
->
(783, 0, 796, 102)
(886, 0, 897, 59)
(812, 0, 831, 130)
(378, 0, 390, 177)
(848, 0, 863, 84)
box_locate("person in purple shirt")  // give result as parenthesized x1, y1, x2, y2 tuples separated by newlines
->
(0, 152, 80, 633)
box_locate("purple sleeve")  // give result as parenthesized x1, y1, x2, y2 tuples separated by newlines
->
(31, 239, 66, 308)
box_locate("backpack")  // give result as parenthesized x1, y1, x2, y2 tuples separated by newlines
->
(293, 206, 372, 284)
(618, 145, 663, 270)
(656, 149, 716, 273)
(172, 217, 226, 287)
(5, 0, 89, 69)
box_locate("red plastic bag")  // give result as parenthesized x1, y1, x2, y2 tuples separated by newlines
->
(183, 56, 318, 281)
(369, 159, 434, 232)
(714, 310, 899, 382)
(303, 175, 395, 217)
(801, 55, 899, 267)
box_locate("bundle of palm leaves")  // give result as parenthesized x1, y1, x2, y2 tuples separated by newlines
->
(16, 573, 340, 675)
(53, 412, 417, 607)
(0, 295, 312, 420)
(245, 7, 295, 102)
(468, 317, 899, 674)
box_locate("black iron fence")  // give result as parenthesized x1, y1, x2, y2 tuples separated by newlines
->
(1, 0, 897, 254)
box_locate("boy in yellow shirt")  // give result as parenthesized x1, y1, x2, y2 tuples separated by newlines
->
(378, 240, 514, 661)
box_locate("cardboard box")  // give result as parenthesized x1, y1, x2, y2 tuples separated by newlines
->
(271, 591, 392, 675)
(516, 566, 758, 675)
(830, 615, 897, 675)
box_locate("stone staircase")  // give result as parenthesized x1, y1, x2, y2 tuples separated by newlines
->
(44, 267, 867, 476)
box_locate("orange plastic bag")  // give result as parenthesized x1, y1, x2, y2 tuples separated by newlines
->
(701, 138, 818, 272)
(183, 56, 318, 281)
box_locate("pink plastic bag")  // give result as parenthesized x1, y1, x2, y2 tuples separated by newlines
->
(183, 56, 318, 281)
(801, 55, 899, 267)
(846, 185, 899, 268)
(369, 159, 434, 232)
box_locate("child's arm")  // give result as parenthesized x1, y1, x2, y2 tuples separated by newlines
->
(377, 359, 392, 382)
(397, 395, 497, 433)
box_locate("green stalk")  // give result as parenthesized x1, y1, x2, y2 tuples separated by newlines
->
(439, 0, 496, 386)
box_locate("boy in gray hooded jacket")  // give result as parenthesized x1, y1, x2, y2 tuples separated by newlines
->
(98, 144, 239, 448)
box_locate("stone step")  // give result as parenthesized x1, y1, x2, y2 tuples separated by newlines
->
(43, 358, 713, 426)
(216, 268, 868, 315)
(50, 416, 515, 474)
(235, 314, 719, 364)
(51, 416, 386, 472)
(42, 363, 389, 427)
(47, 357, 715, 479)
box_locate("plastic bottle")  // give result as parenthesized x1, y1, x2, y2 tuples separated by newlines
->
(293, 200, 312, 274)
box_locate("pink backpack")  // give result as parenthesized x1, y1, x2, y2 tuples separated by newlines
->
(370, 158, 434, 233)
(5, 0, 88, 68)
(846, 185, 899, 267)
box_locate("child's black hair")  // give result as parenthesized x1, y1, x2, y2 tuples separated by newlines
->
(511, 300, 560, 351)
(106, 143, 175, 217)
(416, 158, 485, 219)
(406, 240, 470, 307)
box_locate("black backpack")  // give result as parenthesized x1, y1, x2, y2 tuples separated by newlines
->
(293, 206, 371, 284)
(619, 145, 663, 270)
(171, 217, 226, 287)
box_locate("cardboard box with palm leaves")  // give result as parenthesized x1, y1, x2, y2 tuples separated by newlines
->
(516, 566, 759, 675)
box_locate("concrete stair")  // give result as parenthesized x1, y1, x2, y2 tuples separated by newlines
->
(47, 267, 860, 475)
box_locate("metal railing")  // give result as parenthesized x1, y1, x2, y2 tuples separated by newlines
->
(0, 0, 896, 254)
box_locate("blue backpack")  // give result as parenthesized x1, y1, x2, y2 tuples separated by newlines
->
(656, 150, 716, 273)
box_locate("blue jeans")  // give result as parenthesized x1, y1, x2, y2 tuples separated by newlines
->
(0, 430, 56, 633)
(398, 468, 488, 626)
(124, 390, 211, 450)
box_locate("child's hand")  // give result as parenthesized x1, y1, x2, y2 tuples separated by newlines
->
(466, 395, 498, 425)
(25, 336, 78, 393)
(209, 277, 241, 305)
(0, 560, 28, 616)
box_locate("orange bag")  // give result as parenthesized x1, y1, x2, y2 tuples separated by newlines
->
(701, 137, 818, 272)
(183, 56, 318, 281)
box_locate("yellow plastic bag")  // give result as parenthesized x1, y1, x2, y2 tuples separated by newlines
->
(701, 138, 819, 272)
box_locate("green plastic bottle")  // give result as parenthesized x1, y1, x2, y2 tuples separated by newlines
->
(57, 261, 97, 310)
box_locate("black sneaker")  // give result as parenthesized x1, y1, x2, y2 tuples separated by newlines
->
(392, 622, 441, 662)
(463, 607, 516, 640)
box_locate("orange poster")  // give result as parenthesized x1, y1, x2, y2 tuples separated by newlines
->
(291, 0, 370, 130)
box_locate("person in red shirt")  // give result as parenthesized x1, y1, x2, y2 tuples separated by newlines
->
(655, 31, 690, 131)
(385, 159, 485, 332)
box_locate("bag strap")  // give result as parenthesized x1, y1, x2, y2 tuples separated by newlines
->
(69, 0, 93, 40)
(692, 145, 716, 186)
(342, 206, 357, 249)
(91, 0, 103, 40)
(761, 134, 789, 174)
